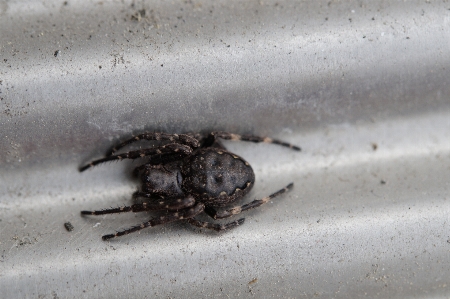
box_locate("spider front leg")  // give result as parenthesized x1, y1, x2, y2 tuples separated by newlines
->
(79, 143, 192, 172)
(101, 203, 205, 240)
(211, 132, 301, 151)
(107, 133, 200, 156)
(204, 183, 293, 219)
(81, 195, 195, 215)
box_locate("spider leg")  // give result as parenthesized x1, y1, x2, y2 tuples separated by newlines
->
(132, 193, 196, 211)
(210, 132, 301, 151)
(148, 152, 187, 165)
(79, 143, 192, 172)
(101, 203, 205, 240)
(81, 196, 196, 215)
(204, 183, 293, 219)
(187, 218, 245, 231)
(107, 133, 200, 156)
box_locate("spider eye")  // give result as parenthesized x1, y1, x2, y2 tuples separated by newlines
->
(214, 176, 223, 184)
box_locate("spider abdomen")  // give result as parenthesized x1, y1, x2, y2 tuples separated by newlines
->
(181, 148, 255, 207)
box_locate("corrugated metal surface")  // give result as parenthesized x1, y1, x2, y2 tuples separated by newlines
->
(1, 0, 450, 297)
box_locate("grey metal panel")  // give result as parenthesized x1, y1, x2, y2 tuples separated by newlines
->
(1, 0, 450, 298)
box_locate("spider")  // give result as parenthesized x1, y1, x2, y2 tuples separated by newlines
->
(80, 131, 300, 240)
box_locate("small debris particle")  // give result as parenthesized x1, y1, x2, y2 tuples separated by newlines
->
(131, 9, 146, 21)
(371, 143, 378, 151)
(54, 50, 60, 57)
(64, 222, 74, 232)
(380, 180, 386, 185)
(248, 278, 258, 285)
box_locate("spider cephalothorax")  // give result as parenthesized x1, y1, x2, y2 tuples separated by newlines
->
(80, 132, 300, 240)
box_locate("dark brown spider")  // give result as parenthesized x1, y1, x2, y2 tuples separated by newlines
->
(80, 132, 300, 240)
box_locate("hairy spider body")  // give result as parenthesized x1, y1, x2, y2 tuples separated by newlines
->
(80, 132, 300, 240)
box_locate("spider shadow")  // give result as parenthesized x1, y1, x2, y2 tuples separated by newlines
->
(183, 217, 247, 236)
